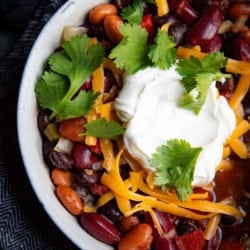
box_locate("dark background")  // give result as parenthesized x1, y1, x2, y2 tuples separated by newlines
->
(0, 0, 80, 249)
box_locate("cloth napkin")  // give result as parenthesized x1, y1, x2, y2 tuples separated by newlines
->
(0, 0, 80, 249)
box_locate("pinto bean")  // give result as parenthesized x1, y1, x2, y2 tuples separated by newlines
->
(104, 15, 123, 44)
(56, 185, 83, 215)
(228, 2, 250, 20)
(89, 4, 118, 25)
(51, 168, 74, 187)
(118, 223, 153, 250)
(117, 215, 140, 233)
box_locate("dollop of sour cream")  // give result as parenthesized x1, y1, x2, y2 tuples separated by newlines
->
(115, 66, 236, 187)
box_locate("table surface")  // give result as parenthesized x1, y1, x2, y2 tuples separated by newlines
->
(0, 0, 80, 249)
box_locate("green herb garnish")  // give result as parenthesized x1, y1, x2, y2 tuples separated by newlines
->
(151, 139, 202, 201)
(177, 52, 230, 114)
(35, 35, 104, 120)
(84, 118, 125, 139)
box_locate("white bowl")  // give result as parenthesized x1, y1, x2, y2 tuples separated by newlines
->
(17, 0, 113, 249)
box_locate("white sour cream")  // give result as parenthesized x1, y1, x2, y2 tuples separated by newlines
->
(115, 66, 236, 187)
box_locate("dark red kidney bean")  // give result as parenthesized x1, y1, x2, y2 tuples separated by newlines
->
(97, 199, 123, 223)
(38, 109, 51, 134)
(186, 5, 223, 47)
(204, 228, 222, 250)
(231, 37, 250, 62)
(200, 34, 222, 53)
(104, 69, 117, 93)
(90, 184, 109, 196)
(80, 212, 120, 245)
(144, 209, 174, 238)
(77, 169, 103, 188)
(154, 236, 177, 250)
(89, 139, 102, 156)
(72, 143, 100, 170)
(50, 150, 74, 170)
(169, 0, 198, 23)
(81, 76, 92, 91)
(74, 184, 95, 204)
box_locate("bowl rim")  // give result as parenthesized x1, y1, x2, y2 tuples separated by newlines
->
(17, 0, 112, 249)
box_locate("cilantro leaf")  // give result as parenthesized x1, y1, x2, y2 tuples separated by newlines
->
(121, 0, 144, 24)
(148, 29, 177, 69)
(84, 118, 125, 139)
(151, 139, 202, 201)
(109, 23, 150, 74)
(35, 35, 104, 119)
(176, 52, 230, 114)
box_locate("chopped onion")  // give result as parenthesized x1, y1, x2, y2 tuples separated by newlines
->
(63, 26, 88, 41)
(54, 137, 73, 153)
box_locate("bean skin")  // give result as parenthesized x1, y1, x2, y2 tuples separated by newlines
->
(56, 185, 83, 215)
(51, 168, 74, 187)
(89, 4, 118, 25)
(80, 212, 120, 245)
(118, 223, 153, 250)
(228, 2, 250, 20)
(104, 15, 123, 44)
(117, 215, 140, 233)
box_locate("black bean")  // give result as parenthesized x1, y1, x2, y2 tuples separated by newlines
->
(176, 220, 197, 236)
(76, 169, 103, 188)
(111, 0, 132, 10)
(97, 199, 123, 223)
(42, 139, 56, 168)
(221, 214, 237, 225)
(37, 109, 51, 134)
(50, 150, 74, 170)
(74, 184, 95, 205)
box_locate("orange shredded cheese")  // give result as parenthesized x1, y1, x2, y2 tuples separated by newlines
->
(85, 109, 98, 146)
(100, 139, 114, 171)
(227, 119, 250, 143)
(228, 138, 249, 159)
(203, 214, 221, 240)
(155, 0, 169, 16)
(229, 75, 250, 110)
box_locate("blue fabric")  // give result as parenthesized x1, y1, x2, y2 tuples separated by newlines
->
(0, 1, 79, 249)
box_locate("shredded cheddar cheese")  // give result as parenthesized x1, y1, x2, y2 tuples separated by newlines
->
(155, 0, 169, 16)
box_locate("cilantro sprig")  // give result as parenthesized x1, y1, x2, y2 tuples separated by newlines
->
(177, 52, 230, 114)
(121, 0, 144, 24)
(109, 24, 177, 74)
(151, 139, 202, 201)
(35, 35, 104, 120)
(84, 118, 125, 139)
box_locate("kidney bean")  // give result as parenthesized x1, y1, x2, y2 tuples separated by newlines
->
(154, 236, 177, 250)
(76, 169, 102, 188)
(204, 228, 222, 250)
(97, 199, 123, 223)
(89, 4, 118, 25)
(80, 212, 120, 245)
(118, 223, 153, 250)
(81, 76, 92, 91)
(228, 2, 250, 20)
(58, 117, 86, 142)
(239, 29, 250, 45)
(104, 69, 117, 93)
(169, 0, 198, 23)
(104, 15, 123, 44)
(90, 184, 109, 196)
(186, 5, 223, 49)
(231, 37, 250, 61)
(56, 185, 83, 215)
(50, 150, 74, 170)
(51, 168, 74, 187)
(117, 215, 140, 233)
(144, 210, 174, 238)
(72, 143, 100, 170)
(200, 34, 222, 52)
